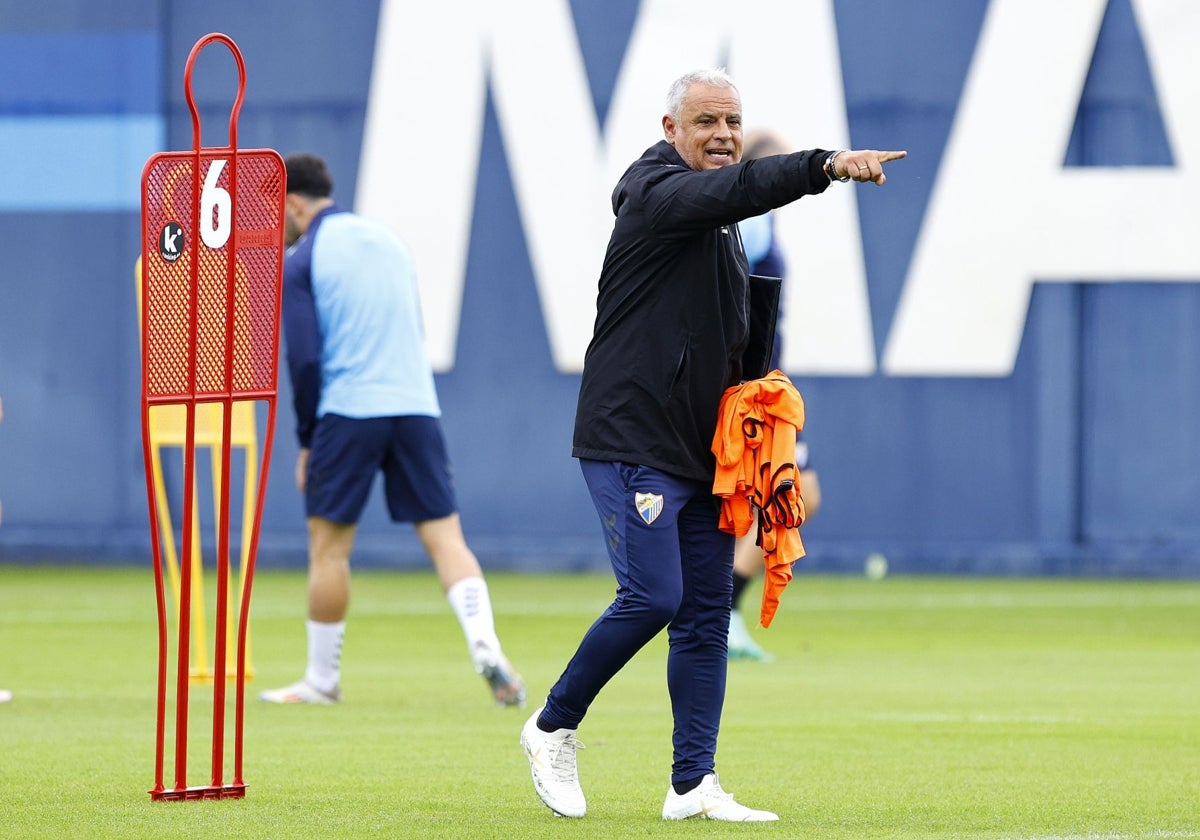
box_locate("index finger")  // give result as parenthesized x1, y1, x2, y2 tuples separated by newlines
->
(878, 150, 907, 163)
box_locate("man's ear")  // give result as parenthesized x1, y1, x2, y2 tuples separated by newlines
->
(663, 113, 679, 144)
(285, 192, 308, 224)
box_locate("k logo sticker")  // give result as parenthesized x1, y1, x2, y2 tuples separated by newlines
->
(635, 492, 663, 526)
(159, 222, 185, 263)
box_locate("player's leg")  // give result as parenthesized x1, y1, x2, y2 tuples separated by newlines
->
(665, 491, 732, 790)
(414, 512, 482, 590)
(414, 512, 525, 707)
(307, 516, 355, 622)
(0, 399, 6, 703)
(258, 516, 356, 704)
(729, 464, 821, 662)
(798, 466, 821, 518)
(661, 498, 777, 822)
(385, 416, 524, 706)
(522, 461, 694, 817)
(537, 461, 690, 728)
(520, 461, 691, 817)
(260, 415, 382, 705)
(298, 515, 356, 698)
(729, 518, 773, 661)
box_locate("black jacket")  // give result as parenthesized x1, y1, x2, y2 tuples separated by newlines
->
(572, 140, 830, 482)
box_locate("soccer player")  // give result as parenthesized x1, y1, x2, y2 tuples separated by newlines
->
(259, 154, 525, 708)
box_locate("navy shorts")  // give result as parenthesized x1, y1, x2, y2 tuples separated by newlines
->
(305, 413, 459, 525)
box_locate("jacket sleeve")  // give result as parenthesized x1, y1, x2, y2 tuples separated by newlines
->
(640, 150, 831, 236)
(281, 248, 322, 448)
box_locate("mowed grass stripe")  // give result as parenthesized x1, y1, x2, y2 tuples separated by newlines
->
(0, 566, 1196, 839)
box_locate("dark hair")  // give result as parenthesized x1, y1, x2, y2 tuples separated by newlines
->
(285, 153, 334, 198)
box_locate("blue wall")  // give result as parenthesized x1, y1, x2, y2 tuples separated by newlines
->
(1, 0, 1197, 576)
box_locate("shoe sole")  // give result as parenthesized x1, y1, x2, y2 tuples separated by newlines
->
(258, 695, 338, 704)
(258, 684, 340, 704)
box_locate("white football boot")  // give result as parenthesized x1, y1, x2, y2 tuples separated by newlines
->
(519, 707, 586, 817)
(662, 773, 779, 821)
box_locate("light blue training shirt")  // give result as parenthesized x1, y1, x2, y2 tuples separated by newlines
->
(282, 205, 440, 447)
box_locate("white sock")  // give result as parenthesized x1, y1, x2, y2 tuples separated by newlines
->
(446, 576, 502, 667)
(304, 619, 345, 694)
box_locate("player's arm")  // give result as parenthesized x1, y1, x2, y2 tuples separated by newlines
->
(281, 257, 322, 449)
(799, 469, 821, 518)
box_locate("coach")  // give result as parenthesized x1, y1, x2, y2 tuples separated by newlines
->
(520, 68, 905, 821)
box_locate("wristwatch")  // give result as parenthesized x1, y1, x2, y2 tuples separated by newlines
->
(823, 151, 850, 183)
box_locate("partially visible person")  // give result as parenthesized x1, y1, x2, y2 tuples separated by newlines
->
(0, 394, 9, 704)
(259, 153, 525, 708)
(518, 69, 904, 822)
(728, 130, 822, 662)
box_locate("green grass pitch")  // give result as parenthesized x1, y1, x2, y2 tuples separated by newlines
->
(0, 566, 1197, 839)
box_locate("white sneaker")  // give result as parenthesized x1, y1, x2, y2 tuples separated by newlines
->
(0, 689, 11, 704)
(662, 773, 779, 821)
(258, 679, 341, 705)
(519, 707, 586, 818)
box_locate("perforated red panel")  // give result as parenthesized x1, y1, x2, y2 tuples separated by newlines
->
(141, 150, 285, 400)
